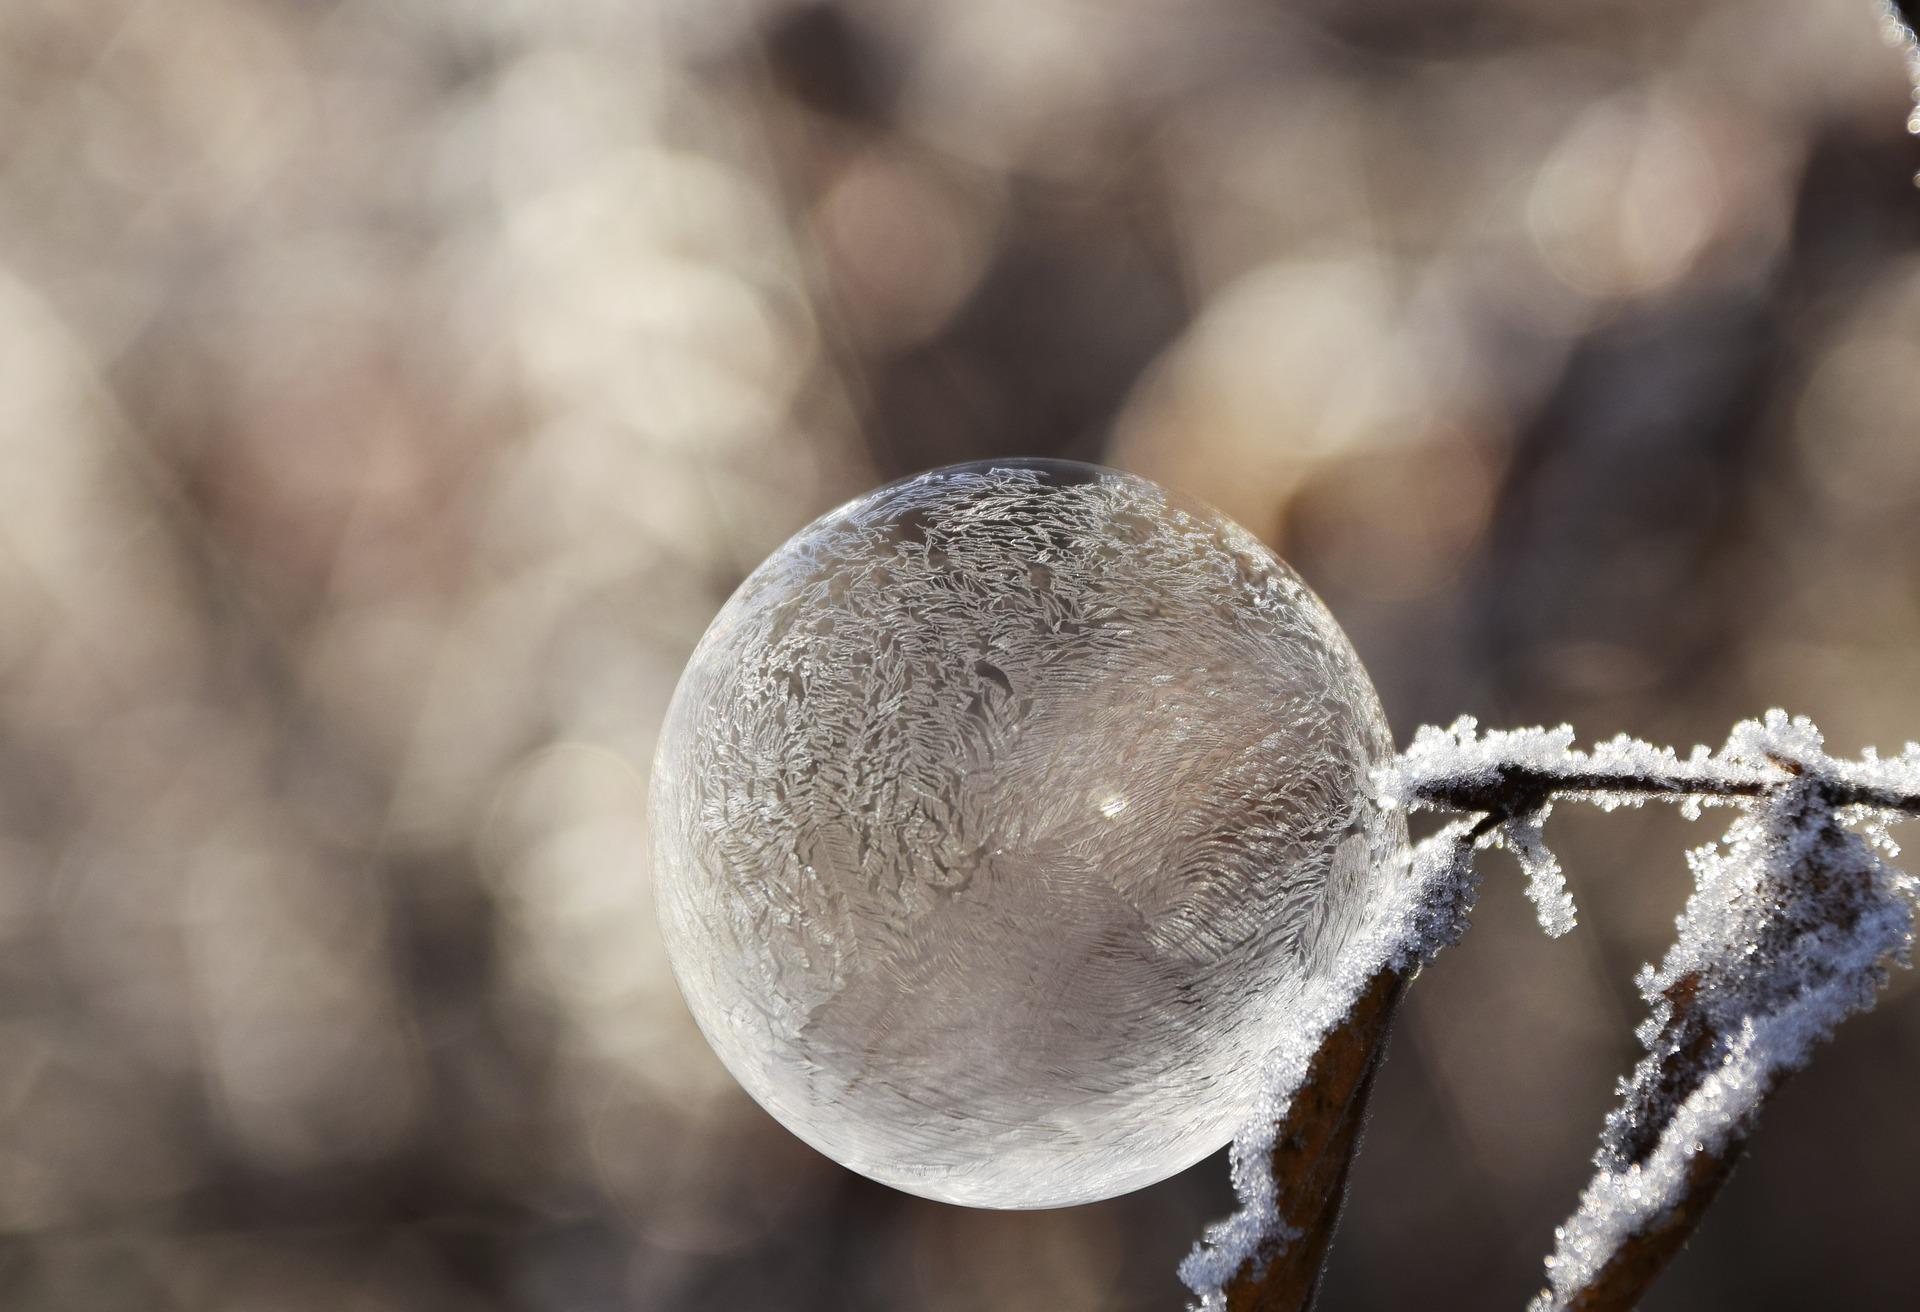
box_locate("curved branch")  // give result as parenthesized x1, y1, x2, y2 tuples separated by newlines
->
(1192, 714, 1917, 1312)
(1395, 719, 1919, 1312)
(1217, 970, 1402, 1312)
(1559, 1143, 1740, 1312)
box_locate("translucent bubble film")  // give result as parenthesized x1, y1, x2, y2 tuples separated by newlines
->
(649, 460, 1405, 1207)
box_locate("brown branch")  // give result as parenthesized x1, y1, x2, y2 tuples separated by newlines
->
(1554, 970, 1753, 1312)
(1199, 718, 1915, 1312)
(1409, 761, 1920, 822)
(1399, 725, 1916, 1310)
(1561, 1143, 1742, 1312)
(1220, 969, 1403, 1312)
(1534, 792, 1901, 1310)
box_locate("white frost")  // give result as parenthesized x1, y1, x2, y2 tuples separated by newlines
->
(1178, 820, 1480, 1309)
(1534, 714, 1919, 1308)
(1382, 714, 1793, 816)
(1492, 807, 1578, 938)
(1186, 710, 1920, 1310)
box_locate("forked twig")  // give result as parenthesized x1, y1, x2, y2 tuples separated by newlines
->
(1186, 714, 1920, 1312)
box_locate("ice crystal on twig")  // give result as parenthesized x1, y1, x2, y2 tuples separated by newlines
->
(1187, 709, 1920, 1312)
(1178, 822, 1478, 1309)
(1490, 806, 1577, 937)
(1534, 716, 1920, 1308)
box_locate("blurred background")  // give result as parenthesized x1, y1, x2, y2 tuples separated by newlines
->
(2, 0, 1918, 1308)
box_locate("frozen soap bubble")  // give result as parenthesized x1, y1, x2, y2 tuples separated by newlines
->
(649, 460, 1405, 1207)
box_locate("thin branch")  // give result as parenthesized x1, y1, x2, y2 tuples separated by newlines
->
(1393, 716, 1919, 1312)
(1184, 825, 1479, 1311)
(1557, 1140, 1739, 1312)
(1189, 713, 1919, 1312)
(1214, 970, 1402, 1312)
(1530, 780, 1911, 1310)
(1548, 965, 1751, 1312)
(1405, 754, 1920, 821)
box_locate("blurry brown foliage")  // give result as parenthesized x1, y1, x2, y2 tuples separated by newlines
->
(0, 1, 1917, 1309)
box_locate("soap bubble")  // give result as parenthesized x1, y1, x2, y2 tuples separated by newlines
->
(649, 460, 1404, 1207)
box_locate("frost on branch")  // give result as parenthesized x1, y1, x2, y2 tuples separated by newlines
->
(1386, 714, 1777, 816)
(1185, 710, 1920, 1312)
(1489, 805, 1577, 938)
(1178, 821, 1480, 1310)
(1534, 714, 1920, 1309)
(1384, 714, 1746, 939)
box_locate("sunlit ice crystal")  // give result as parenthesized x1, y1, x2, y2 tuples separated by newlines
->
(649, 459, 1406, 1207)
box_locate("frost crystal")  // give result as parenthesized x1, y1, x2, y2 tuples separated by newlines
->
(1190, 709, 1920, 1309)
(1387, 716, 1578, 803)
(1382, 714, 1783, 816)
(1178, 820, 1479, 1308)
(1493, 807, 1577, 937)
(651, 459, 1407, 1209)
(1534, 713, 1920, 1308)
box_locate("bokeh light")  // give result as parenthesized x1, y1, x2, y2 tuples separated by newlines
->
(1, 1, 1916, 1308)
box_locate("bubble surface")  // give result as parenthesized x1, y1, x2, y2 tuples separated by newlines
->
(649, 460, 1404, 1207)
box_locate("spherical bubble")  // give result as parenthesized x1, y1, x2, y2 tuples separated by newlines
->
(649, 460, 1405, 1207)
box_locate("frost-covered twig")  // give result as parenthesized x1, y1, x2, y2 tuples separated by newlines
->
(1191, 968, 1401, 1312)
(1389, 715, 1920, 824)
(1184, 712, 1920, 1312)
(1530, 718, 1919, 1311)
(1180, 823, 1479, 1311)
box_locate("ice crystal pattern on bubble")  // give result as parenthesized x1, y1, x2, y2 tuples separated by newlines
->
(650, 461, 1405, 1207)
